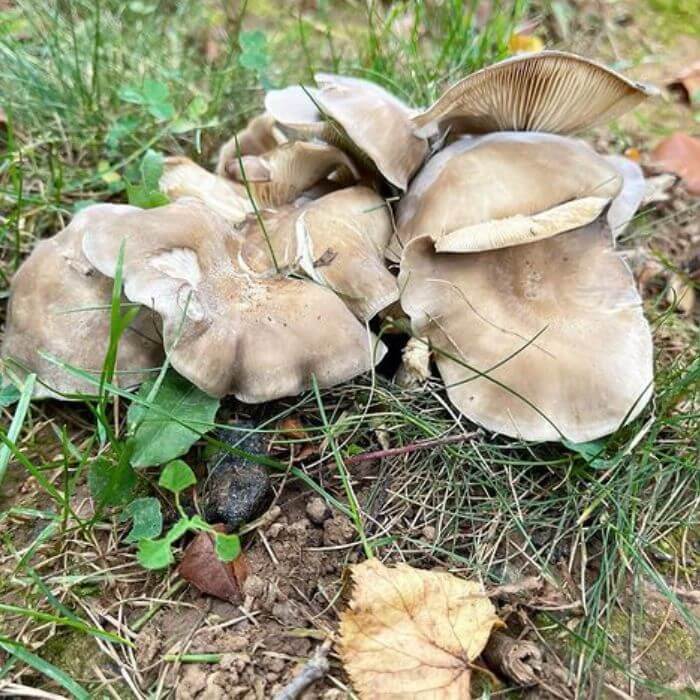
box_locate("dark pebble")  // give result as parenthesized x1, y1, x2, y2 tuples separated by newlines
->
(201, 426, 272, 532)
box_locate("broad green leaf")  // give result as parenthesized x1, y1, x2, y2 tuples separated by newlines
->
(88, 449, 137, 507)
(140, 149, 164, 189)
(0, 380, 20, 408)
(239, 30, 266, 52)
(106, 114, 140, 148)
(121, 497, 163, 543)
(118, 84, 145, 104)
(137, 538, 173, 569)
(215, 532, 241, 562)
(563, 439, 606, 463)
(158, 459, 197, 494)
(147, 100, 175, 121)
(125, 182, 169, 209)
(142, 79, 169, 104)
(128, 371, 220, 467)
(187, 95, 207, 118)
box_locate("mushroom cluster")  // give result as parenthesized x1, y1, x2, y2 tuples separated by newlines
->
(2, 51, 657, 442)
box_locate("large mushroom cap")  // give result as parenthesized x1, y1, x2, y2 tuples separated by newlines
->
(398, 221, 653, 442)
(240, 186, 398, 321)
(1, 205, 163, 398)
(388, 132, 622, 260)
(412, 51, 656, 138)
(264, 76, 428, 190)
(82, 198, 387, 400)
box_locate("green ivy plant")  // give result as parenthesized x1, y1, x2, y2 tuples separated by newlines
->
(129, 459, 241, 570)
(125, 148, 169, 208)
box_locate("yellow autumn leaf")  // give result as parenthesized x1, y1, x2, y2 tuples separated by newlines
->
(339, 559, 501, 699)
(508, 33, 544, 53)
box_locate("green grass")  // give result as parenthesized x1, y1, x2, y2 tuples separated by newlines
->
(1, 0, 698, 697)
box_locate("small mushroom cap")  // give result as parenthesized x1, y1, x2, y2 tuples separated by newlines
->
(412, 51, 657, 138)
(216, 112, 286, 176)
(82, 198, 387, 400)
(1, 205, 162, 398)
(313, 73, 429, 189)
(240, 187, 398, 321)
(160, 157, 253, 223)
(399, 222, 653, 442)
(225, 141, 359, 207)
(388, 132, 622, 260)
(604, 155, 646, 239)
(265, 77, 428, 190)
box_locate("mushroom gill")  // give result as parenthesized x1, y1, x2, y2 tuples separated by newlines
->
(81, 198, 387, 401)
(398, 222, 653, 443)
(411, 51, 657, 139)
(1, 205, 163, 398)
(387, 132, 623, 260)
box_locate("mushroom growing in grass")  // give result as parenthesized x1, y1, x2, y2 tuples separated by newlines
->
(265, 73, 428, 190)
(80, 197, 390, 401)
(1, 205, 163, 398)
(392, 51, 656, 442)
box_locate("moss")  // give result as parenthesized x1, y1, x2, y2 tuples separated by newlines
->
(41, 631, 103, 680)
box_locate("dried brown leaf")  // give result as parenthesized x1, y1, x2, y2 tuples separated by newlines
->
(339, 559, 501, 699)
(650, 132, 700, 195)
(179, 527, 247, 602)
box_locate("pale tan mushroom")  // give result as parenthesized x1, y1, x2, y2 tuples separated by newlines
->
(1, 205, 162, 398)
(387, 132, 622, 260)
(216, 112, 286, 176)
(265, 75, 428, 189)
(398, 221, 653, 442)
(604, 154, 646, 239)
(223, 141, 360, 207)
(81, 198, 387, 401)
(239, 187, 398, 320)
(160, 156, 253, 224)
(411, 51, 657, 138)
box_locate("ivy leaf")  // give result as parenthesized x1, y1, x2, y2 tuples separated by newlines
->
(125, 183, 169, 208)
(158, 459, 197, 494)
(88, 453, 137, 507)
(125, 150, 169, 209)
(214, 532, 241, 562)
(137, 538, 173, 569)
(128, 371, 220, 467)
(120, 497, 163, 543)
(238, 30, 268, 73)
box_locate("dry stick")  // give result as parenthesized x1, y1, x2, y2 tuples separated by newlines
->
(273, 639, 332, 700)
(344, 431, 479, 466)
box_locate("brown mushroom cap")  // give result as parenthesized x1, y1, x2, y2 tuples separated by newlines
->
(387, 132, 622, 260)
(398, 221, 653, 442)
(412, 51, 657, 138)
(264, 76, 428, 190)
(240, 187, 398, 320)
(82, 198, 387, 401)
(1, 205, 162, 398)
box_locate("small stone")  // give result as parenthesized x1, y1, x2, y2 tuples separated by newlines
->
(422, 525, 437, 542)
(242, 574, 265, 600)
(306, 497, 331, 525)
(322, 515, 356, 546)
(201, 426, 272, 531)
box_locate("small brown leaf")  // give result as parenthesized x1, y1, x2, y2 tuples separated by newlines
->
(650, 133, 700, 195)
(278, 416, 306, 440)
(339, 559, 501, 699)
(179, 527, 247, 602)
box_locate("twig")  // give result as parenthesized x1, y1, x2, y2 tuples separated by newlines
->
(344, 432, 478, 465)
(272, 638, 332, 700)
